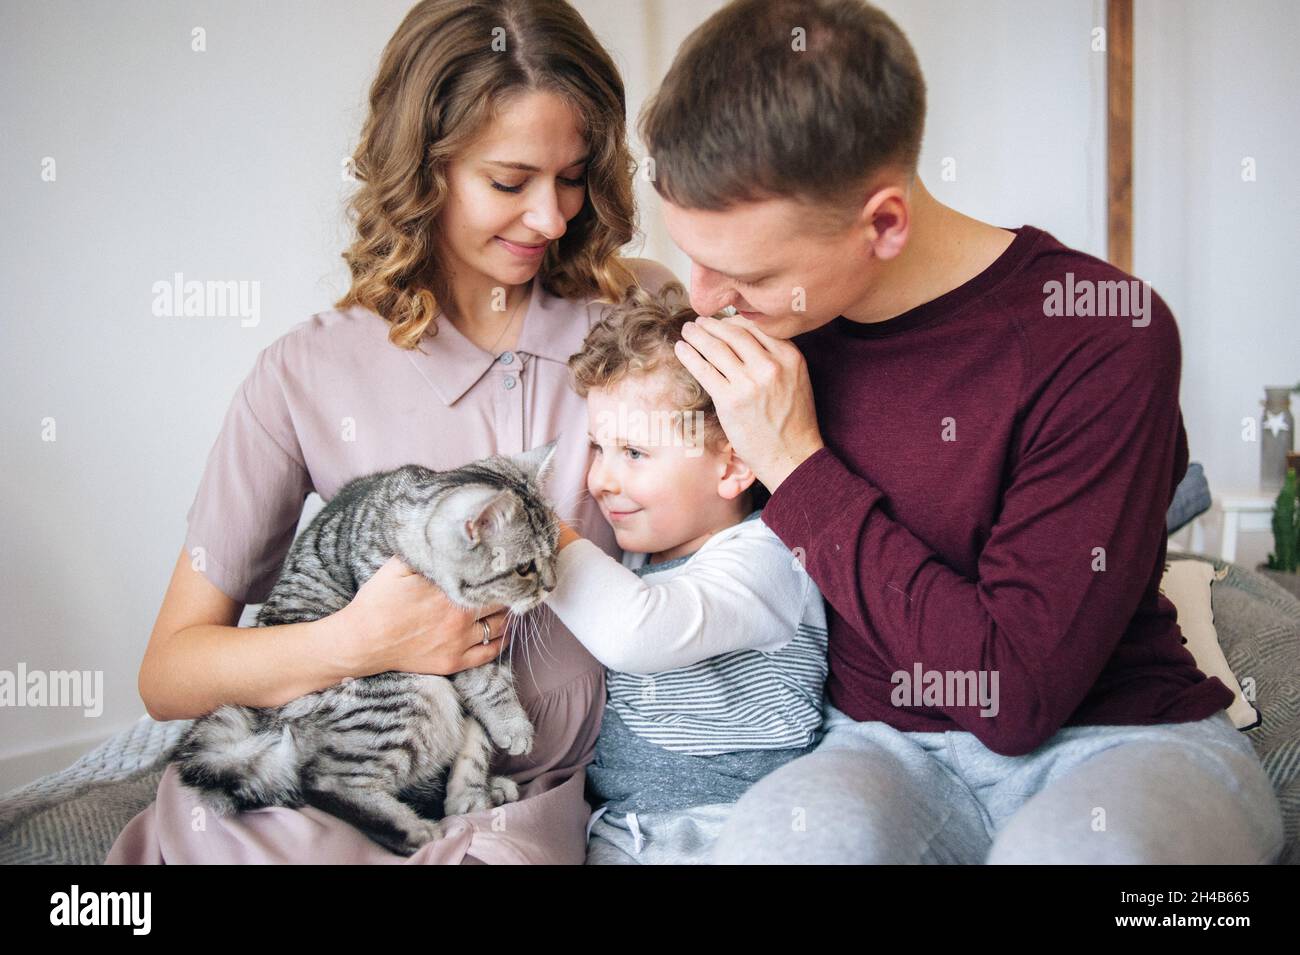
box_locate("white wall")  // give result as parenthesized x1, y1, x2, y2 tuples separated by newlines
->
(1135, 0, 1300, 558)
(2, 0, 1295, 792)
(629, 0, 1108, 274)
(1, 0, 408, 790)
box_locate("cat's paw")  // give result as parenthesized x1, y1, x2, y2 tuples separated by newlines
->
(444, 786, 494, 817)
(489, 775, 520, 807)
(393, 819, 445, 856)
(490, 718, 535, 756)
(505, 727, 534, 756)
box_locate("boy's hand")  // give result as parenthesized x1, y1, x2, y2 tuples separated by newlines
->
(556, 519, 582, 551)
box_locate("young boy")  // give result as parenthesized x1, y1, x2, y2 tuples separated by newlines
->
(543, 282, 829, 865)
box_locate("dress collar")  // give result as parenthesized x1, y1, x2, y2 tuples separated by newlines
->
(403, 277, 593, 407)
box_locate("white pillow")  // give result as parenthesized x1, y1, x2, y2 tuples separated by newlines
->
(1159, 559, 1261, 730)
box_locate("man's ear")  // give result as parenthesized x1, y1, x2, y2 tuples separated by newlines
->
(858, 184, 910, 261)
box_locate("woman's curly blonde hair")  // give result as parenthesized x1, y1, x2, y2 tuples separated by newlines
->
(335, 0, 639, 349)
(568, 281, 771, 510)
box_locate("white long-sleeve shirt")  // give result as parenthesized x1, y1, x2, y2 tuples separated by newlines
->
(543, 508, 829, 756)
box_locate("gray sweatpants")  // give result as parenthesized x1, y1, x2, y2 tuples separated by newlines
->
(585, 803, 735, 865)
(712, 701, 1285, 864)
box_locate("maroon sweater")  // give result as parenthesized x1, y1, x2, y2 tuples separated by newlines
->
(761, 224, 1233, 757)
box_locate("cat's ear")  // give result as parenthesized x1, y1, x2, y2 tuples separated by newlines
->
(514, 437, 561, 490)
(460, 488, 516, 548)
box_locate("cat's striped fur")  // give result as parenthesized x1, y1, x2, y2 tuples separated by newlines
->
(171, 439, 562, 855)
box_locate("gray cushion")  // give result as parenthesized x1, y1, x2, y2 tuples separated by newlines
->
(1167, 461, 1212, 534)
(1169, 553, 1300, 864)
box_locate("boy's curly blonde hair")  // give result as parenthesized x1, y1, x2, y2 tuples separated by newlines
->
(568, 280, 770, 510)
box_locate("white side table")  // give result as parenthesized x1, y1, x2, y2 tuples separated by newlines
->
(1217, 490, 1278, 562)
(1169, 513, 1208, 555)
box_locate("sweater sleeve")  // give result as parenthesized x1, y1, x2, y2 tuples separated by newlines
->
(542, 525, 812, 674)
(760, 296, 1188, 757)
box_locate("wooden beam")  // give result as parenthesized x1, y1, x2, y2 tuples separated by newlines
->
(1107, 0, 1134, 272)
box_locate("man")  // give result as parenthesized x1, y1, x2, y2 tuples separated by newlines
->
(641, 0, 1282, 863)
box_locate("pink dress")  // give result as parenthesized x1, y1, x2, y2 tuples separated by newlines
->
(106, 258, 678, 864)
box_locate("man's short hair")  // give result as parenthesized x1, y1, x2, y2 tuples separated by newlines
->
(639, 0, 926, 215)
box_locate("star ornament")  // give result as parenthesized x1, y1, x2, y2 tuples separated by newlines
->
(1263, 411, 1291, 437)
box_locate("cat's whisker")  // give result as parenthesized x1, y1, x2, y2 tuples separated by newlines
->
(548, 487, 602, 522)
(526, 611, 554, 674)
(523, 607, 559, 670)
(556, 492, 600, 518)
(534, 610, 561, 667)
(552, 483, 596, 505)
(509, 610, 543, 690)
(527, 609, 558, 675)
(548, 490, 588, 512)
(502, 612, 525, 670)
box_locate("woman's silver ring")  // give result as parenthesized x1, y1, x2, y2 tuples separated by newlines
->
(480, 619, 492, 645)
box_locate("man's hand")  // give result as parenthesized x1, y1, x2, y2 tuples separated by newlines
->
(674, 313, 825, 493)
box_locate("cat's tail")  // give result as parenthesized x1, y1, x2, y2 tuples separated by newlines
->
(172, 705, 305, 815)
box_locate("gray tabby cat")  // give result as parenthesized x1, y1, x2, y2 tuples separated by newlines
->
(171, 438, 562, 856)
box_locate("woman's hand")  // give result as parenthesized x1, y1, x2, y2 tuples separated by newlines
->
(674, 313, 825, 494)
(334, 555, 511, 677)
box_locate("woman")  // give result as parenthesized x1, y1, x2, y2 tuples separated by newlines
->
(108, 0, 676, 865)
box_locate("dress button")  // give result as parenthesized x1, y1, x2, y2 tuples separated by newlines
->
(499, 351, 514, 364)
(503, 376, 516, 390)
